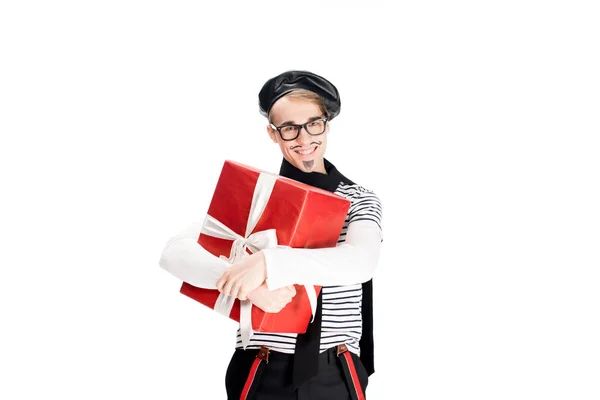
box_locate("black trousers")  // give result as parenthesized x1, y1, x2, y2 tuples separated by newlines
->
(225, 346, 369, 400)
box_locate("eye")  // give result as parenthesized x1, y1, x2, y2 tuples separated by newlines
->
(281, 126, 296, 133)
(308, 121, 319, 127)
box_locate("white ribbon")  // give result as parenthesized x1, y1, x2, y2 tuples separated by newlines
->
(202, 172, 317, 348)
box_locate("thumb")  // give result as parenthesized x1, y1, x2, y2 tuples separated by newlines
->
(287, 285, 297, 295)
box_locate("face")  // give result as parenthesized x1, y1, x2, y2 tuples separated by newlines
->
(267, 96, 329, 174)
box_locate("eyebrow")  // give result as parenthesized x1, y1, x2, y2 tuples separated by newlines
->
(276, 116, 324, 127)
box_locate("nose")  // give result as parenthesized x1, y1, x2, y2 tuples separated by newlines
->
(295, 126, 311, 145)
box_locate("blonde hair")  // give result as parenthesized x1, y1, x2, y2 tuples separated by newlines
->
(268, 89, 327, 122)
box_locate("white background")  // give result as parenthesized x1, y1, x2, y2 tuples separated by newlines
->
(1, 1, 599, 399)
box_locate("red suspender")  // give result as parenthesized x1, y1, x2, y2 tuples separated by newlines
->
(240, 347, 269, 400)
(338, 344, 365, 400)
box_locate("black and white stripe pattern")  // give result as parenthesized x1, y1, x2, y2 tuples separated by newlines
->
(235, 181, 383, 355)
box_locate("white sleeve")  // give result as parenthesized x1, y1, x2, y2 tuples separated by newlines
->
(158, 221, 229, 289)
(262, 219, 382, 289)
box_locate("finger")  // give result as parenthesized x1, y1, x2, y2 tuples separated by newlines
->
(216, 273, 228, 292)
(223, 279, 235, 297)
(241, 281, 261, 300)
(229, 282, 241, 300)
(281, 286, 295, 297)
(238, 288, 248, 301)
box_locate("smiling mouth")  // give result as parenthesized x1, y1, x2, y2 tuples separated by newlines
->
(294, 146, 317, 155)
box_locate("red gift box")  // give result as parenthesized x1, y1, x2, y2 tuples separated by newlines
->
(180, 160, 350, 336)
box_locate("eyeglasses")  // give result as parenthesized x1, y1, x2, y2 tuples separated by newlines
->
(270, 117, 328, 141)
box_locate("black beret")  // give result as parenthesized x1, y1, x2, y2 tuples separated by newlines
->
(258, 70, 341, 120)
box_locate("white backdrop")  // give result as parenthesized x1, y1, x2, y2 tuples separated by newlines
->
(1, 1, 599, 399)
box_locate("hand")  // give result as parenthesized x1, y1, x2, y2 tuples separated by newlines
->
(247, 282, 297, 313)
(216, 251, 267, 300)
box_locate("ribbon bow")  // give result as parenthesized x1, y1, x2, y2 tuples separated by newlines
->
(202, 172, 317, 348)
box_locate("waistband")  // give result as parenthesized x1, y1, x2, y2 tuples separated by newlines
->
(238, 344, 352, 366)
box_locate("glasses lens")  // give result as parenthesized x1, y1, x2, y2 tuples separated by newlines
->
(306, 119, 326, 135)
(280, 125, 299, 140)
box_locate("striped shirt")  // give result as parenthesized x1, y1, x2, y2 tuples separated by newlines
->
(235, 181, 383, 355)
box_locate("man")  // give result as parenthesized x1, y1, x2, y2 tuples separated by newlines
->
(160, 70, 383, 399)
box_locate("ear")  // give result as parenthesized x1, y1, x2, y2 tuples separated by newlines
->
(267, 125, 278, 144)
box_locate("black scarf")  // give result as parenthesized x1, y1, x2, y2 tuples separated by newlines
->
(279, 158, 375, 388)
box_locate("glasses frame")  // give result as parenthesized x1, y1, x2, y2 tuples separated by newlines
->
(270, 117, 328, 141)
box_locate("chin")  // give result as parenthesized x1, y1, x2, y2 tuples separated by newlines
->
(297, 157, 323, 173)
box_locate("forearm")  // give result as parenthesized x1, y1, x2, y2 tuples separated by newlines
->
(262, 220, 382, 289)
(158, 221, 229, 288)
